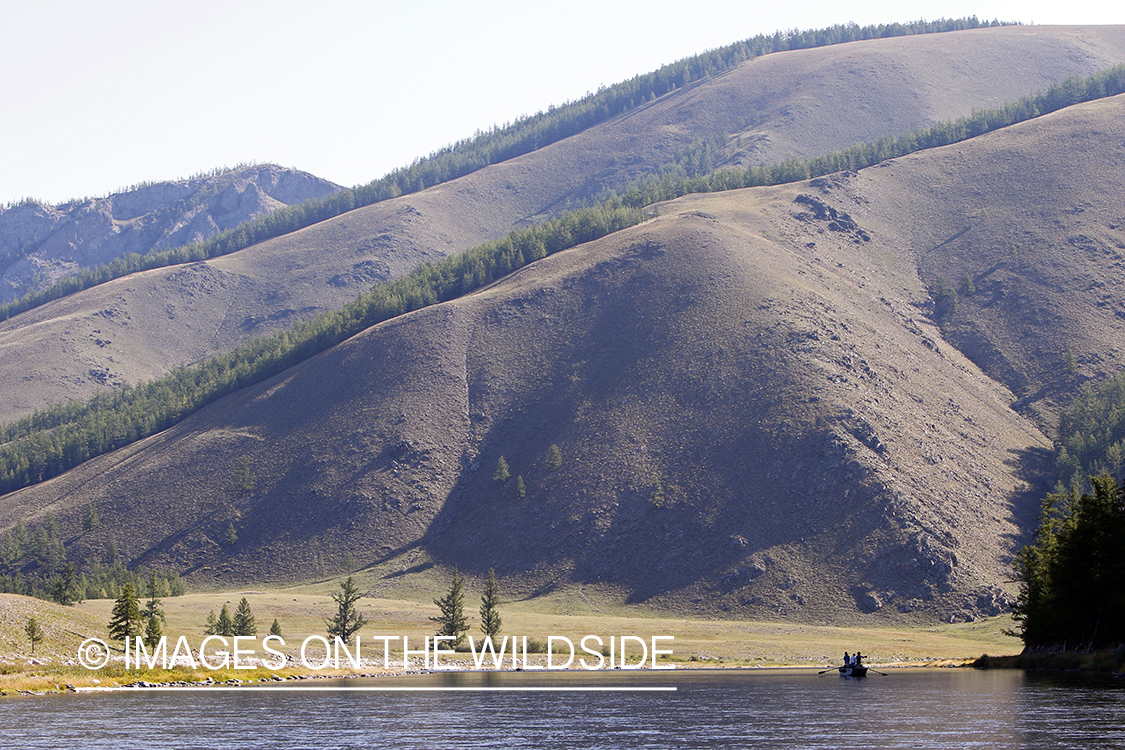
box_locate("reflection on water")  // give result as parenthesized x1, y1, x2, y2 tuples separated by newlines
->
(2, 668, 1124, 749)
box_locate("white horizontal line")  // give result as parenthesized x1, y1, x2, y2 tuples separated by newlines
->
(82, 686, 677, 693)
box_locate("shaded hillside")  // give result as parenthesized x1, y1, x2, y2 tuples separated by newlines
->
(40, 86, 1125, 617)
(0, 164, 341, 303)
(3, 26, 1125, 423)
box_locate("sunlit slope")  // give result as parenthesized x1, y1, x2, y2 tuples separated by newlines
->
(814, 93, 1125, 429)
(3, 25, 1124, 422)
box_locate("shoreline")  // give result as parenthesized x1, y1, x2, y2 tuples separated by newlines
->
(4, 658, 991, 697)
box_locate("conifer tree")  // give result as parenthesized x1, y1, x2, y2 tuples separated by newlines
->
(326, 576, 367, 641)
(204, 610, 218, 635)
(494, 456, 511, 483)
(82, 503, 99, 531)
(50, 561, 80, 605)
(142, 572, 164, 624)
(431, 572, 468, 648)
(216, 603, 234, 637)
(143, 612, 163, 649)
(233, 597, 257, 636)
(269, 618, 283, 637)
(479, 568, 502, 638)
(515, 475, 526, 500)
(108, 583, 143, 641)
(25, 616, 44, 654)
(546, 444, 562, 472)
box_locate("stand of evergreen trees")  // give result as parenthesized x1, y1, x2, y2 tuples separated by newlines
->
(1012, 368, 1125, 651)
(0, 17, 1010, 324)
(1054, 371, 1125, 492)
(1011, 474, 1125, 651)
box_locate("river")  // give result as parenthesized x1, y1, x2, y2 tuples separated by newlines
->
(3, 668, 1123, 749)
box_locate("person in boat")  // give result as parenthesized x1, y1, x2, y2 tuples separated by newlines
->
(853, 651, 863, 667)
(843, 652, 851, 666)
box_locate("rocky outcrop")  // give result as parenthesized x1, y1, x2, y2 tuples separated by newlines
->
(0, 164, 341, 302)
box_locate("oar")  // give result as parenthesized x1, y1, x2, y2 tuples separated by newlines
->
(816, 666, 840, 674)
(866, 668, 889, 676)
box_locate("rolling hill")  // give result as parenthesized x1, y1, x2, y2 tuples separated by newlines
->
(2, 24, 1124, 423)
(6, 89, 1125, 622)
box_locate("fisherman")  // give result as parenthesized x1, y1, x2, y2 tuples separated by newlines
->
(854, 651, 863, 666)
(843, 652, 851, 666)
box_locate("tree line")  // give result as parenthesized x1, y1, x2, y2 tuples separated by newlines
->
(1011, 368, 1125, 651)
(0, 17, 1009, 323)
(1011, 474, 1125, 651)
(1053, 370, 1125, 493)
(0, 511, 186, 605)
(4, 61, 1125, 498)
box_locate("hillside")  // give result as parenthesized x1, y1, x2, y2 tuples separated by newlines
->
(9, 93, 1125, 622)
(2, 25, 1124, 423)
(0, 164, 341, 304)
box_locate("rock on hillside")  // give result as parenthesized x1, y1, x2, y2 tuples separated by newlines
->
(0, 164, 341, 302)
(3, 26, 1125, 423)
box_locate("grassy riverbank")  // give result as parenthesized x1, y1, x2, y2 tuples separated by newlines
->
(1, 587, 1023, 695)
(973, 649, 1125, 674)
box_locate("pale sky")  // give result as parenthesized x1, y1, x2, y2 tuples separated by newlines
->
(2, 0, 1123, 206)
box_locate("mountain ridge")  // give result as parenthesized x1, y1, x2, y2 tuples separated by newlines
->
(0, 164, 341, 303)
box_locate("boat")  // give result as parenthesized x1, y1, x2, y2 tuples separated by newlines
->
(837, 664, 868, 677)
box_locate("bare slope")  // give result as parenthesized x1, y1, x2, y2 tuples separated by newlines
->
(3, 25, 1125, 423)
(805, 94, 1125, 430)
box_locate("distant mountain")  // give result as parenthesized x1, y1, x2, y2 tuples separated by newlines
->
(7, 92, 1125, 622)
(0, 164, 341, 303)
(2, 25, 1123, 424)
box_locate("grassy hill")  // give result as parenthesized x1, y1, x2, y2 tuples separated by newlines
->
(2, 25, 1124, 424)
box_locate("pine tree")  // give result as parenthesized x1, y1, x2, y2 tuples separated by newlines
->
(50, 561, 80, 605)
(233, 597, 256, 636)
(204, 610, 218, 635)
(326, 576, 367, 641)
(515, 475, 526, 500)
(82, 503, 100, 531)
(494, 456, 510, 483)
(25, 616, 44, 654)
(143, 613, 163, 649)
(142, 572, 164, 624)
(546, 444, 562, 472)
(233, 456, 256, 493)
(108, 583, 143, 641)
(479, 568, 502, 638)
(216, 603, 234, 637)
(431, 572, 468, 648)
(224, 522, 238, 546)
(269, 618, 283, 637)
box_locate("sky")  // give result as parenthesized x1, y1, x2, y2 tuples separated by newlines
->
(2, 0, 1123, 207)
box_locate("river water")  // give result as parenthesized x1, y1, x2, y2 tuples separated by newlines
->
(3, 668, 1123, 749)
